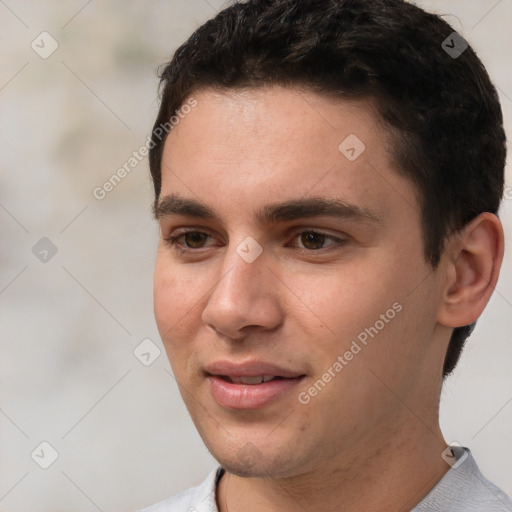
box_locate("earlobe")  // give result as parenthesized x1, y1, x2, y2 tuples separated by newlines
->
(438, 212, 504, 328)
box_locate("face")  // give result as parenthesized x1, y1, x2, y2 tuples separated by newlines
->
(153, 86, 447, 479)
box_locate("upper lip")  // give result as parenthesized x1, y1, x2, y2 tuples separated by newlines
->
(205, 360, 305, 379)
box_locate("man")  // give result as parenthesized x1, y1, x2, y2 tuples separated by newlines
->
(141, 0, 511, 510)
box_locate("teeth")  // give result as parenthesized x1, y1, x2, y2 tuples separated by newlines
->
(230, 375, 276, 384)
(240, 376, 264, 384)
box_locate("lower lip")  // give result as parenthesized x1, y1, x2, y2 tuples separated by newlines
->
(208, 375, 305, 410)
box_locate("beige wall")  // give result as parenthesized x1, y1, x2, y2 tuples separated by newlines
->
(0, 1, 510, 510)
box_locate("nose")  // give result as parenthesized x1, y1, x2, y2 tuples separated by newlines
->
(201, 244, 283, 340)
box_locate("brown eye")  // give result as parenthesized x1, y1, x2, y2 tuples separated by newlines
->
(300, 232, 327, 250)
(184, 232, 209, 248)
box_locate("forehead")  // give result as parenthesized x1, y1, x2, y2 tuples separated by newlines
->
(159, 86, 417, 224)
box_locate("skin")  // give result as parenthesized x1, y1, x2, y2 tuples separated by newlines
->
(153, 86, 504, 512)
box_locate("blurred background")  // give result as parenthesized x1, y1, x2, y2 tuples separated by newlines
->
(0, 1, 510, 510)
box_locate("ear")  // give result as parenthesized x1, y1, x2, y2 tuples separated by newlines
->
(437, 212, 504, 328)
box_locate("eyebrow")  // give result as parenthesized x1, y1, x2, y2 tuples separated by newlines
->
(154, 193, 382, 225)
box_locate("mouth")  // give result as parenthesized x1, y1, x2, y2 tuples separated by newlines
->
(204, 361, 306, 410)
(214, 375, 291, 384)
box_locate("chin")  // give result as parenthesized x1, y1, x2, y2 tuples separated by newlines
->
(221, 462, 268, 478)
(209, 440, 303, 479)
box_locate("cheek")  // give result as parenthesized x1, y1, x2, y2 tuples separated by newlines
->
(297, 254, 427, 365)
(153, 256, 202, 351)
(153, 258, 173, 334)
(288, 262, 388, 344)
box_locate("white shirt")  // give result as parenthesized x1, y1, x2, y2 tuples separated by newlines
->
(139, 447, 512, 511)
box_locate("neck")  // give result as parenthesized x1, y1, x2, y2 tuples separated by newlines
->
(217, 419, 449, 512)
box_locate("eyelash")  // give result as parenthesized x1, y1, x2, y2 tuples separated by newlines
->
(163, 229, 346, 255)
